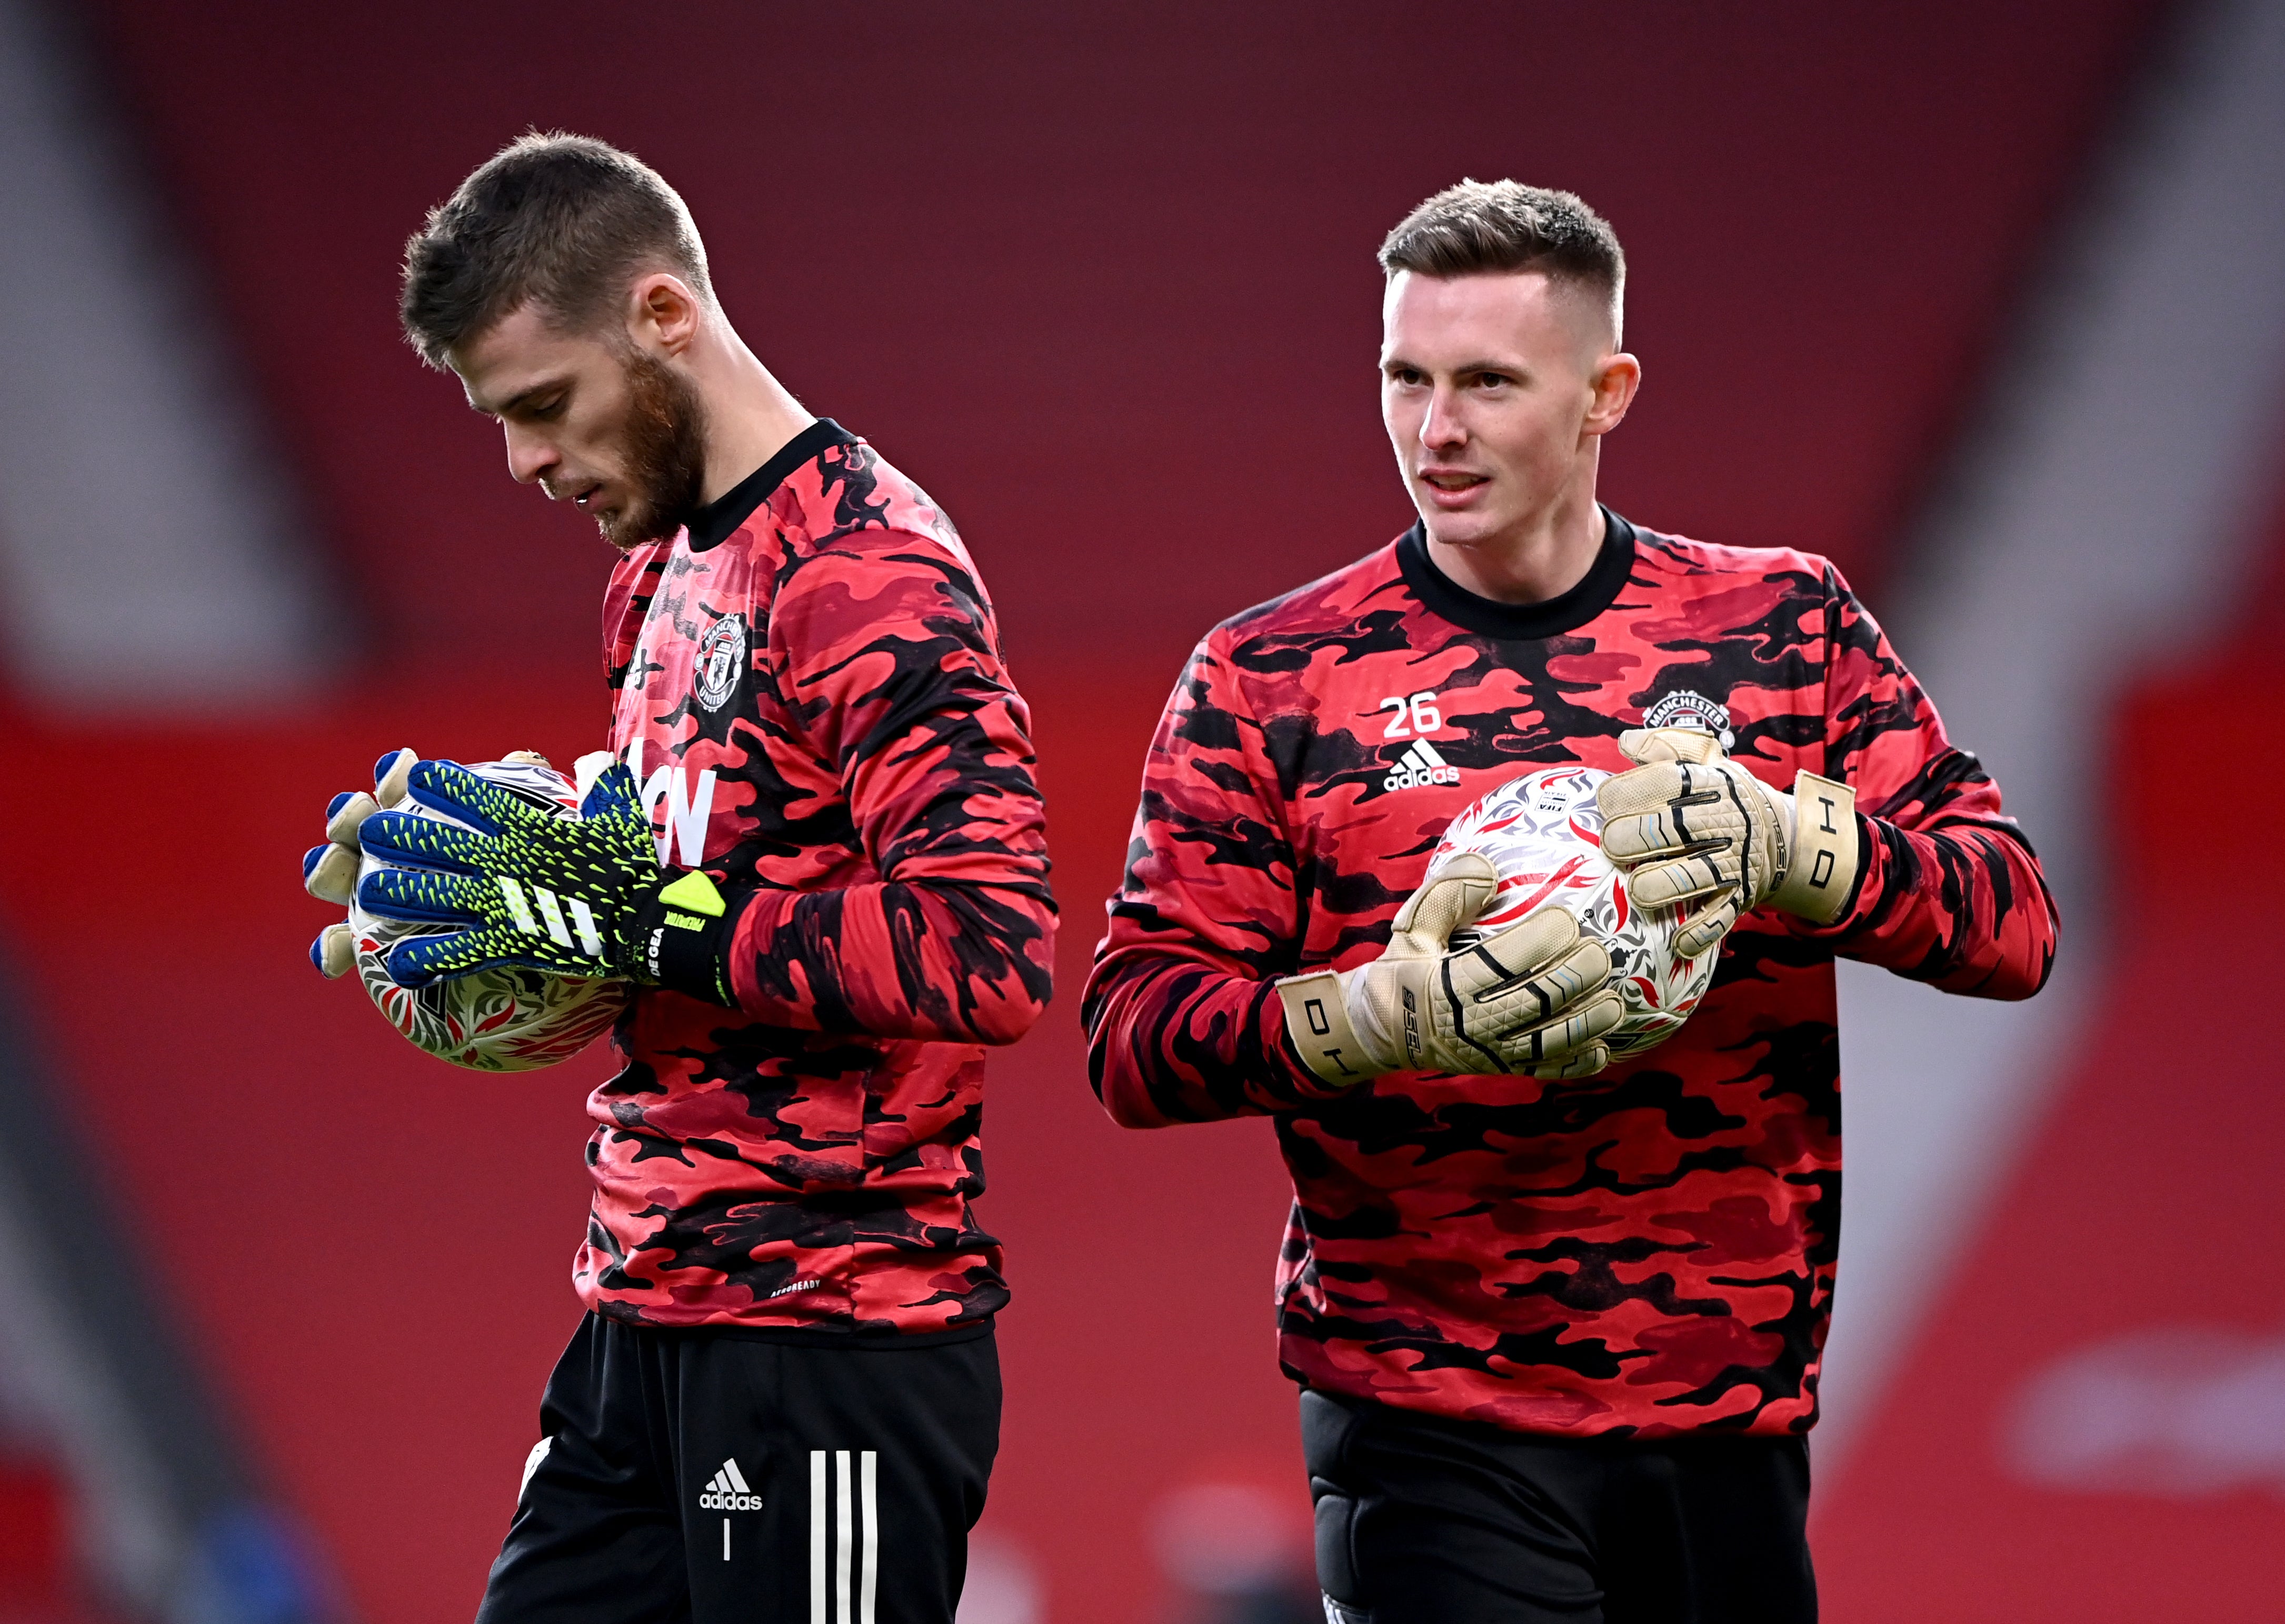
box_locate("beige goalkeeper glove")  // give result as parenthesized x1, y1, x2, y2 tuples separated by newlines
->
(1275, 852, 1624, 1087)
(303, 748, 418, 977)
(1594, 727, 1860, 960)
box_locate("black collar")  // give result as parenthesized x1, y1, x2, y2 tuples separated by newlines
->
(686, 418, 856, 552)
(1396, 506, 1638, 640)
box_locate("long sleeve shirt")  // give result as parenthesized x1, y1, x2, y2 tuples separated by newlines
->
(1082, 511, 2054, 1435)
(581, 420, 1055, 1333)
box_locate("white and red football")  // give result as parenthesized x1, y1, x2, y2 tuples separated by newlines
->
(1429, 763, 1717, 1061)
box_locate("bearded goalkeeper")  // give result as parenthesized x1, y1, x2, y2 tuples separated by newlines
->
(1082, 181, 2056, 1623)
(303, 135, 1054, 1623)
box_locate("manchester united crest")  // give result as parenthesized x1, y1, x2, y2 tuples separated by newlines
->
(694, 613, 748, 713)
(1643, 688, 1735, 749)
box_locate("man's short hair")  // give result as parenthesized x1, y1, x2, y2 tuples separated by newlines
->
(401, 132, 713, 368)
(1379, 180, 1624, 336)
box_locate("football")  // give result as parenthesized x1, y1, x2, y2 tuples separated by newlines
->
(348, 756, 628, 1072)
(1430, 763, 1718, 1061)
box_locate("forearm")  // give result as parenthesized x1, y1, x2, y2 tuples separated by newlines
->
(1081, 944, 1337, 1127)
(1803, 594, 2059, 1001)
(1808, 815, 2057, 999)
(657, 872, 1055, 1042)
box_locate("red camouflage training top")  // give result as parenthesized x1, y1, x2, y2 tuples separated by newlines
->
(1083, 511, 2055, 1437)
(582, 420, 1054, 1332)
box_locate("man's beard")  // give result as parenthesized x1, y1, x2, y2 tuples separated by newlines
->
(600, 351, 709, 549)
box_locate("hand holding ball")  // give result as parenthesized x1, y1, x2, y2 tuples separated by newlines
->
(303, 751, 626, 1072)
(1431, 763, 1719, 1062)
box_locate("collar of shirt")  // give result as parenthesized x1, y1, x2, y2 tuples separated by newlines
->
(1395, 505, 1639, 640)
(686, 417, 858, 553)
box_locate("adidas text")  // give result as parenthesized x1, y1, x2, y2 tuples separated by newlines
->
(700, 1457, 762, 1512)
(1383, 739, 1460, 792)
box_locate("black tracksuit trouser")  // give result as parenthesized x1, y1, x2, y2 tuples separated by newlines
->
(1303, 1389, 1817, 1623)
(476, 1313, 999, 1624)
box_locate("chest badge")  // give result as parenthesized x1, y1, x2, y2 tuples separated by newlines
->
(694, 613, 749, 713)
(1643, 689, 1735, 749)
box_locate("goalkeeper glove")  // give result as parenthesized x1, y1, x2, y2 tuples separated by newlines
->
(1275, 852, 1623, 1086)
(302, 746, 417, 978)
(352, 757, 737, 998)
(1594, 726, 1860, 959)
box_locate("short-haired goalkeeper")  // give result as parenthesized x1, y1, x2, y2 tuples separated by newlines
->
(304, 134, 1054, 1624)
(1083, 179, 2057, 1624)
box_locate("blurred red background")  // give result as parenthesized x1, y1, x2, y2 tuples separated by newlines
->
(21, 4, 2281, 1621)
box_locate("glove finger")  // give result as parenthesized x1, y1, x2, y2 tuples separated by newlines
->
(1600, 808, 1690, 865)
(1617, 726, 1724, 767)
(384, 924, 557, 988)
(358, 863, 606, 963)
(575, 764, 668, 878)
(357, 809, 499, 874)
(374, 748, 417, 809)
(1524, 1040, 1613, 1081)
(311, 921, 356, 979)
(578, 761, 646, 822)
(1671, 896, 1742, 961)
(357, 864, 494, 926)
(1491, 989, 1625, 1068)
(381, 926, 495, 989)
(1621, 850, 1742, 911)
(1454, 901, 1581, 981)
(325, 791, 378, 848)
(1471, 900, 1581, 964)
(1390, 853, 1499, 951)
(1600, 802, 1748, 865)
(1597, 760, 1686, 820)
(1600, 756, 1743, 828)
(573, 750, 621, 803)
(1471, 900, 1581, 978)
(304, 842, 360, 905)
(402, 759, 552, 836)
(1452, 936, 1614, 1029)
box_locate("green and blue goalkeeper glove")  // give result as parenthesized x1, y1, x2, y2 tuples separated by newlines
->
(355, 758, 736, 996)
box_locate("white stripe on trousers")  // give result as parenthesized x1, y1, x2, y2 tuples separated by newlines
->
(810, 1449, 878, 1623)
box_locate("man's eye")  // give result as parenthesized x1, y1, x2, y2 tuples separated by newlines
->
(1475, 373, 1512, 389)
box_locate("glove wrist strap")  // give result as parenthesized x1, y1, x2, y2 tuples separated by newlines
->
(1275, 970, 1382, 1087)
(629, 871, 747, 1007)
(1771, 771, 1859, 923)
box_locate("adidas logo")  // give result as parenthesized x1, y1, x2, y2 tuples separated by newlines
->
(1383, 739, 1460, 793)
(699, 1457, 763, 1512)
(497, 875, 606, 960)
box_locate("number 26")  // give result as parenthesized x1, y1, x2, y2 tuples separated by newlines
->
(1380, 691, 1443, 739)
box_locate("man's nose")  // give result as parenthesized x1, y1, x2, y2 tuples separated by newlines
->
(505, 424, 557, 486)
(1420, 386, 1467, 449)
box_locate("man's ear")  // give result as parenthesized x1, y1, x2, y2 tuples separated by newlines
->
(627, 272, 703, 357)
(1584, 352, 1641, 438)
